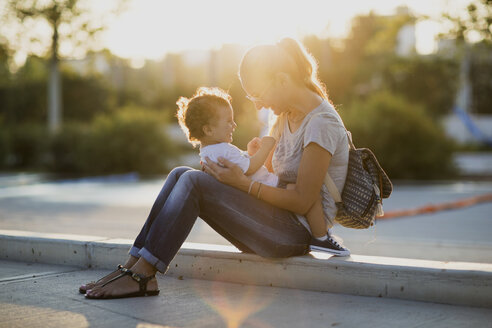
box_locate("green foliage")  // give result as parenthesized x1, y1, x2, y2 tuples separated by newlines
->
(441, 0, 492, 43)
(62, 72, 115, 121)
(380, 56, 460, 117)
(312, 10, 462, 121)
(0, 66, 114, 125)
(1, 108, 177, 175)
(315, 12, 416, 104)
(79, 107, 175, 175)
(0, 80, 47, 124)
(0, 42, 12, 83)
(341, 92, 458, 180)
(48, 122, 89, 173)
(15, 55, 48, 82)
(0, 125, 8, 167)
(469, 44, 492, 114)
(2, 123, 50, 169)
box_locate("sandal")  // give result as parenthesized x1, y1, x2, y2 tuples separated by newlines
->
(79, 264, 126, 294)
(85, 269, 159, 299)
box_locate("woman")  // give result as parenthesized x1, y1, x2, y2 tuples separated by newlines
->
(81, 38, 350, 299)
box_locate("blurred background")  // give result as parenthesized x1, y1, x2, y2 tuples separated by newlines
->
(0, 0, 491, 263)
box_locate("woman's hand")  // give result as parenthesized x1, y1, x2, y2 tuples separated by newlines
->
(202, 156, 250, 191)
(247, 137, 261, 156)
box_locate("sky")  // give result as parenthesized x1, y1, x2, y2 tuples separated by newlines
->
(0, 0, 472, 67)
(94, 0, 471, 63)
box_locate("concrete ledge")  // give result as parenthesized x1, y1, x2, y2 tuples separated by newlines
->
(1, 229, 491, 308)
(344, 236, 492, 263)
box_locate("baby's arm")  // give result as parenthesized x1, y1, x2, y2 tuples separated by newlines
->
(247, 137, 261, 156)
(245, 136, 276, 176)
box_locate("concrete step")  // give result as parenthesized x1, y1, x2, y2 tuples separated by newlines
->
(1, 229, 491, 308)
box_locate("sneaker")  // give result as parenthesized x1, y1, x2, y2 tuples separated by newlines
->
(309, 233, 350, 256)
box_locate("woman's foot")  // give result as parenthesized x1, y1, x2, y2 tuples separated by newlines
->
(86, 257, 159, 299)
(78, 256, 139, 294)
(79, 265, 125, 294)
(85, 272, 159, 299)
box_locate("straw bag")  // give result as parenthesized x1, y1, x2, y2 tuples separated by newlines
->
(310, 113, 393, 229)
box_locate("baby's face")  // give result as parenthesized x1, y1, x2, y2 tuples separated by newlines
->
(209, 104, 237, 144)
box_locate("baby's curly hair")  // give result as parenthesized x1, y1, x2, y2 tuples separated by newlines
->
(176, 87, 232, 148)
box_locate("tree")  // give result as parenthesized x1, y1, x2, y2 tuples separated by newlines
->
(341, 92, 458, 180)
(440, 0, 492, 114)
(441, 0, 492, 44)
(380, 56, 459, 118)
(4, 0, 126, 133)
(0, 41, 12, 84)
(314, 10, 416, 104)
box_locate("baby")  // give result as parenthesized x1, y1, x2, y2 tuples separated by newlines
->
(176, 87, 337, 254)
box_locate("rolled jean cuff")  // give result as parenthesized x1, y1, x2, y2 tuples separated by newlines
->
(138, 247, 169, 274)
(128, 246, 141, 258)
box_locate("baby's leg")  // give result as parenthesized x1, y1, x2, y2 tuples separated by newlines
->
(286, 184, 327, 238)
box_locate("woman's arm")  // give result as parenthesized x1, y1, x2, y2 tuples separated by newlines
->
(203, 142, 331, 215)
(264, 145, 275, 173)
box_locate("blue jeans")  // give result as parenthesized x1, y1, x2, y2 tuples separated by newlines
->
(129, 166, 311, 273)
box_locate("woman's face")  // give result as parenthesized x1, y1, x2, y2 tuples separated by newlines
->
(207, 104, 237, 144)
(241, 75, 287, 116)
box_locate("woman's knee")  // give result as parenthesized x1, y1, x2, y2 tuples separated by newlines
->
(168, 166, 193, 180)
(173, 169, 212, 192)
(180, 169, 210, 183)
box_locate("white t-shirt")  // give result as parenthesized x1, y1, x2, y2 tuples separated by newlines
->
(199, 143, 279, 187)
(272, 99, 349, 233)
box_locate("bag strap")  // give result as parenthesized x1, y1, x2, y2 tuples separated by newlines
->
(346, 130, 356, 151)
(307, 112, 354, 204)
(324, 172, 342, 203)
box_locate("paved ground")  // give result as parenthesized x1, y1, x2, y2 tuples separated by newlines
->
(1, 260, 492, 328)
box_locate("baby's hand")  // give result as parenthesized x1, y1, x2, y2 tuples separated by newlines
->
(247, 137, 261, 156)
(260, 136, 276, 149)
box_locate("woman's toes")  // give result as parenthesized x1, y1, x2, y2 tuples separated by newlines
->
(86, 288, 98, 297)
(86, 290, 99, 298)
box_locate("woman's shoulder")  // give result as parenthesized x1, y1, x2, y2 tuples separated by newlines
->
(306, 100, 345, 129)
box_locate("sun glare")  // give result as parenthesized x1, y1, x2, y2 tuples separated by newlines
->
(94, 0, 471, 61)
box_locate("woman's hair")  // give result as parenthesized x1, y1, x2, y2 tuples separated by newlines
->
(176, 87, 232, 148)
(239, 37, 330, 140)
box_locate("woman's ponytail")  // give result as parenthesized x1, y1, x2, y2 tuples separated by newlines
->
(276, 38, 328, 101)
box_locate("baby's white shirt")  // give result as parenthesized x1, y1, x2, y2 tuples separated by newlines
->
(199, 143, 278, 187)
